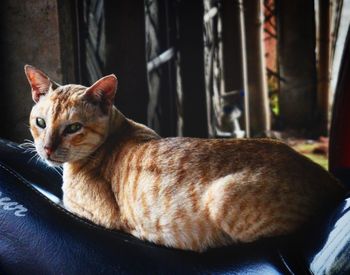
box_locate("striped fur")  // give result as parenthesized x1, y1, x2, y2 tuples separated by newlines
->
(27, 71, 345, 252)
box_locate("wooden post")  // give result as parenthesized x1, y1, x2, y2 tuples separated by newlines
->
(277, 0, 318, 135)
(221, 0, 252, 137)
(244, 0, 270, 137)
(178, 0, 208, 138)
(104, 0, 149, 125)
(238, 0, 251, 137)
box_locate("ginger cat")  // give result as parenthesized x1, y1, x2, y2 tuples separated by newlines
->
(25, 65, 345, 252)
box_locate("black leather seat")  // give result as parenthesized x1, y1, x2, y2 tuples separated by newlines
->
(0, 138, 349, 275)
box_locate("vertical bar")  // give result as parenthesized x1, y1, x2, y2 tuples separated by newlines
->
(57, 0, 80, 84)
(178, 0, 208, 138)
(238, 0, 251, 137)
(75, 0, 88, 85)
(277, 0, 317, 135)
(317, 0, 331, 135)
(244, 0, 270, 136)
(329, 27, 350, 185)
(222, 0, 243, 94)
(104, 0, 149, 125)
(158, 0, 177, 137)
(219, 0, 254, 137)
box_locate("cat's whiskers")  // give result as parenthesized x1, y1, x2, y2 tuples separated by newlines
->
(19, 139, 37, 154)
(23, 148, 37, 154)
(27, 152, 41, 165)
(20, 140, 40, 163)
(43, 161, 64, 176)
(27, 154, 36, 163)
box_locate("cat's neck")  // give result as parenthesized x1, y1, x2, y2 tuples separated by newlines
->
(107, 106, 159, 141)
(108, 106, 127, 135)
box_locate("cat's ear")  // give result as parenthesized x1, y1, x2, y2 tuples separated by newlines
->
(24, 65, 52, 103)
(84, 74, 118, 112)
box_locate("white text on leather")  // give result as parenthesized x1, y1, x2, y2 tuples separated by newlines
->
(0, 191, 28, 217)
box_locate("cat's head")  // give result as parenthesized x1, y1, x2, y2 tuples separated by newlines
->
(24, 65, 118, 166)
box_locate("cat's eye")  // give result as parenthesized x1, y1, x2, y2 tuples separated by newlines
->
(64, 123, 83, 134)
(36, 118, 46, 129)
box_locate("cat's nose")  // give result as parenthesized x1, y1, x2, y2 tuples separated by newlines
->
(44, 146, 53, 156)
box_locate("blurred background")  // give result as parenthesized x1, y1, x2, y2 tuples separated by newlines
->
(0, 0, 349, 168)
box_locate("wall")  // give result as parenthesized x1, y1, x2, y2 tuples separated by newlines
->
(0, 0, 63, 142)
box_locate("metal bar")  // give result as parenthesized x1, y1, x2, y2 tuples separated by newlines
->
(147, 47, 175, 72)
(237, 0, 250, 137)
(163, 0, 178, 137)
(204, 7, 218, 23)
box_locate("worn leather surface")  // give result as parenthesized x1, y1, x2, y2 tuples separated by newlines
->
(0, 140, 349, 274)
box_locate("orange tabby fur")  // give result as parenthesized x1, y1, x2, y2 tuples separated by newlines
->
(25, 66, 345, 252)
